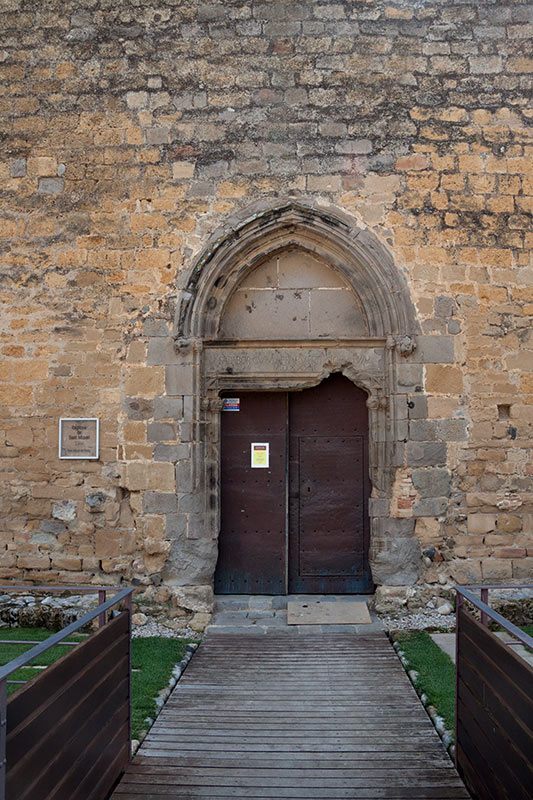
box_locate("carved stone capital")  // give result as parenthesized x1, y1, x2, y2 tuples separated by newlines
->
(201, 396, 224, 413)
(173, 336, 192, 354)
(395, 335, 417, 357)
(366, 393, 389, 411)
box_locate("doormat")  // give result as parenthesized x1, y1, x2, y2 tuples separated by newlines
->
(287, 600, 372, 625)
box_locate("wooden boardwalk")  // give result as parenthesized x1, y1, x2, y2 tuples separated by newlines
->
(111, 633, 470, 799)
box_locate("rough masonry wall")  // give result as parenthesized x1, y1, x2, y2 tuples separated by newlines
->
(0, 0, 532, 609)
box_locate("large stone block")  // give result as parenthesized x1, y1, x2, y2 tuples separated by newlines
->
(406, 441, 447, 467)
(467, 513, 496, 534)
(171, 584, 215, 613)
(413, 497, 449, 517)
(482, 558, 513, 581)
(154, 397, 184, 420)
(436, 419, 468, 441)
(373, 517, 416, 540)
(143, 493, 179, 514)
(371, 536, 421, 586)
(147, 338, 179, 366)
(147, 422, 177, 443)
(163, 534, 218, 587)
(166, 365, 194, 396)
(449, 559, 483, 585)
(123, 397, 154, 420)
(408, 394, 428, 420)
(165, 513, 187, 539)
(369, 497, 390, 518)
(154, 444, 190, 462)
(413, 336, 455, 363)
(425, 365, 463, 394)
(409, 419, 438, 441)
(176, 461, 193, 493)
(512, 558, 533, 579)
(497, 514, 522, 533)
(412, 468, 451, 498)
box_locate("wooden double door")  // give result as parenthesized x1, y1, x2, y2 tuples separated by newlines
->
(214, 374, 373, 595)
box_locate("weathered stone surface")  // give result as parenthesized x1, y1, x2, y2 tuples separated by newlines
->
(414, 336, 455, 364)
(172, 585, 215, 613)
(123, 397, 154, 420)
(467, 514, 496, 534)
(147, 422, 177, 443)
(413, 497, 449, 517)
(406, 442, 447, 467)
(371, 537, 421, 586)
(154, 397, 184, 420)
(166, 366, 194, 396)
(52, 501, 77, 522)
(409, 420, 438, 441)
(189, 611, 211, 632)
(143, 493, 179, 514)
(371, 585, 409, 614)
(39, 520, 67, 534)
(154, 444, 190, 462)
(412, 468, 451, 498)
(407, 395, 428, 420)
(436, 419, 468, 441)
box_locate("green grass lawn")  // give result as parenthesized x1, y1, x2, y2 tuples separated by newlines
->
(395, 625, 533, 739)
(0, 627, 192, 739)
(395, 631, 456, 734)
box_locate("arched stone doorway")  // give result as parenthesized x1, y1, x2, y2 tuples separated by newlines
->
(170, 200, 424, 600)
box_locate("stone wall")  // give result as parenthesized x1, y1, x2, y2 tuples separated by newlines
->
(0, 0, 532, 611)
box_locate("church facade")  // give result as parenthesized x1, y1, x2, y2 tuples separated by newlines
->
(1, 0, 532, 617)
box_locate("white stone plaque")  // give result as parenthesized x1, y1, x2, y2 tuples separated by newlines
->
(59, 418, 99, 459)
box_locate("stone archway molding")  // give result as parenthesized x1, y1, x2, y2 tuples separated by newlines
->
(175, 199, 419, 345)
(166, 199, 425, 603)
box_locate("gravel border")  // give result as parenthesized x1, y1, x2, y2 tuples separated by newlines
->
(132, 620, 201, 640)
(380, 611, 456, 632)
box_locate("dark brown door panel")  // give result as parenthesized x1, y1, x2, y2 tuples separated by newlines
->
(216, 375, 373, 595)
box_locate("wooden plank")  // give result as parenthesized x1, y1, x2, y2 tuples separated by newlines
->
(131, 754, 453, 767)
(113, 786, 469, 798)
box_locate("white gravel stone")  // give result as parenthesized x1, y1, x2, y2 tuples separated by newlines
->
(132, 619, 201, 639)
(380, 611, 456, 632)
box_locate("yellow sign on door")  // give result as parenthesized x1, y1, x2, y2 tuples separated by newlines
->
(251, 442, 269, 468)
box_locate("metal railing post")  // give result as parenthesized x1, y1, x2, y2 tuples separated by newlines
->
(0, 678, 6, 800)
(480, 587, 489, 627)
(125, 591, 132, 762)
(454, 590, 463, 770)
(98, 590, 106, 628)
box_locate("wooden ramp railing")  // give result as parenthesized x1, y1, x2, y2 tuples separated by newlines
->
(0, 585, 133, 800)
(455, 585, 533, 800)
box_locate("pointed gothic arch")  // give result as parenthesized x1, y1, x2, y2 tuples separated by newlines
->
(175, 199, 419, 344)
(166, 200, 426, 597)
